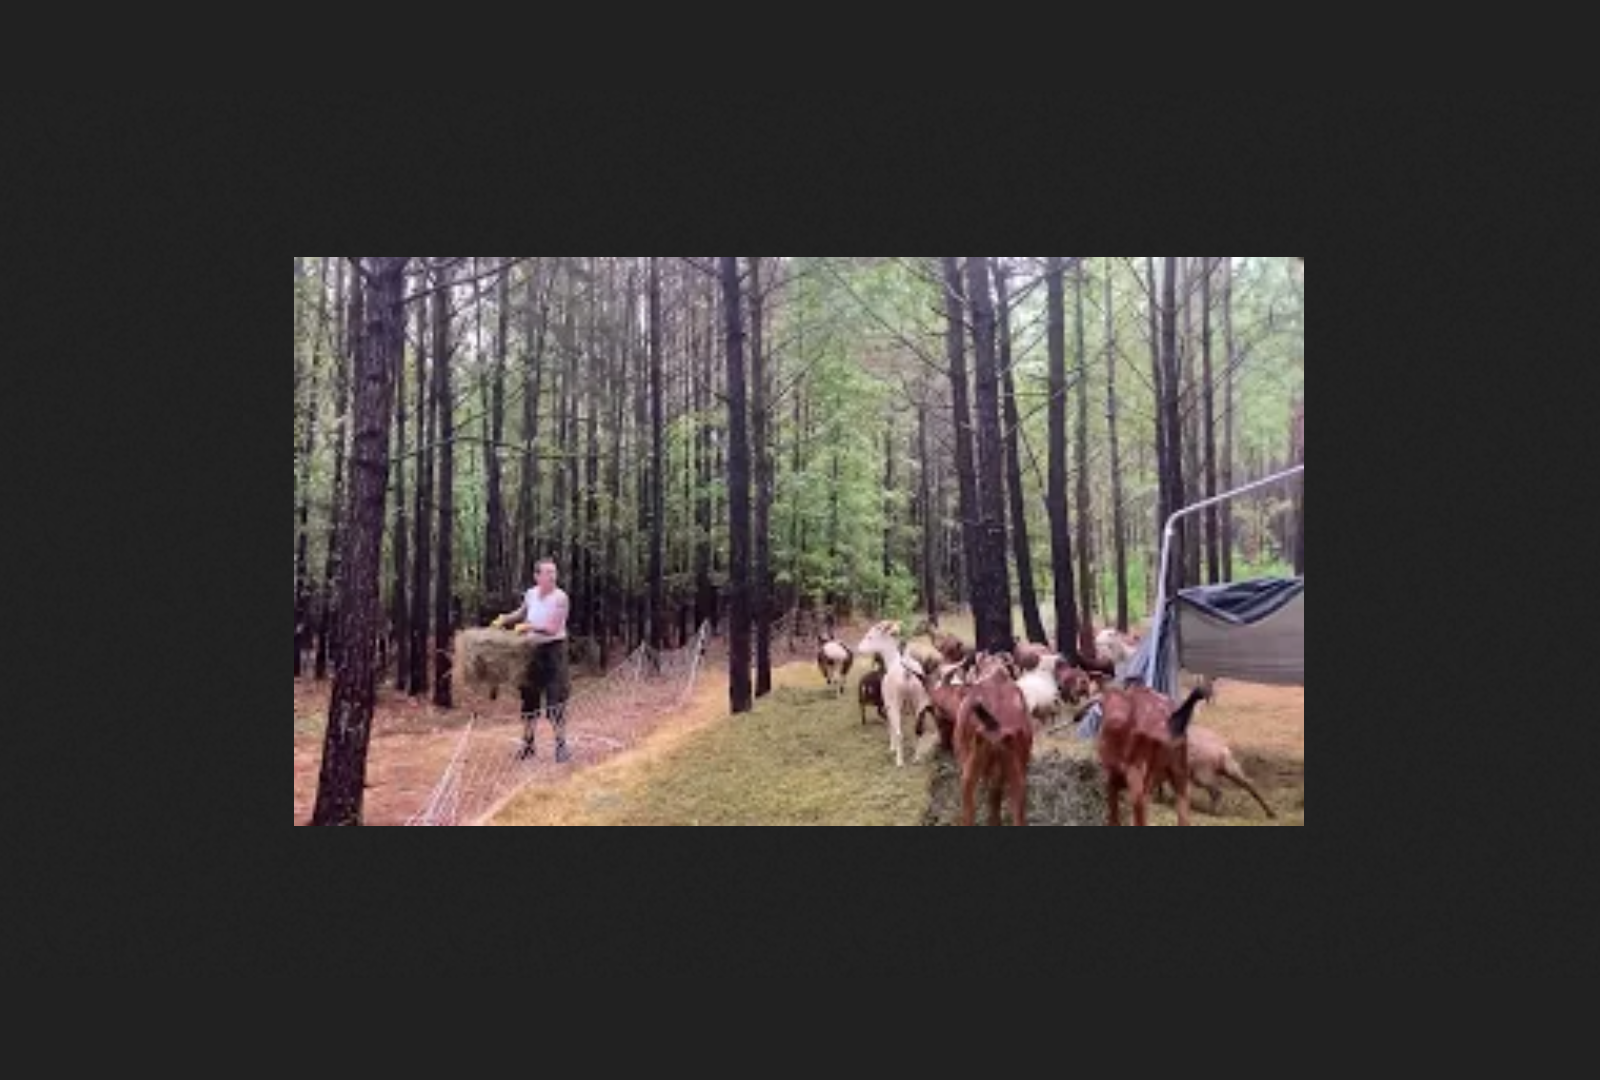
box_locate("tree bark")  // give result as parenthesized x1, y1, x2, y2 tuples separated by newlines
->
(312, 257, 405, 825)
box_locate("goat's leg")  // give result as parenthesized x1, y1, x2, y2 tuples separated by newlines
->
(960, 761, 981, 825)
(1007, 759, 1028, 826)
(1127, 766, 1150, 826)
(1225, 762, 1276, 819)
(988, 772, 1005, 826)
(887, 702, 905, 767)
(1106, 775, 1123, 826)
(1173, 775, 1192, 826)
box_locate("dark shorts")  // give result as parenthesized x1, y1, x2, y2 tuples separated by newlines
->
(520, 640, 570, 718)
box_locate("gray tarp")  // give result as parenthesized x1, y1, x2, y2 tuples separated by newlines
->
(1124, 577, 1305, 699)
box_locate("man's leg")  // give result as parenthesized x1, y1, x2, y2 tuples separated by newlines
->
(547, 644, 572, 764)
(519, 652, 544, 759)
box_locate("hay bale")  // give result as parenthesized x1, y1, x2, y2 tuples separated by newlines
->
(453, 629, 549, 698)
(922, 745, 1108, 826)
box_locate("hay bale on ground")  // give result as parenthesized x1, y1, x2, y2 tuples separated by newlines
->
(454, 629, 550, 699)
(923, 744, 1108, 826)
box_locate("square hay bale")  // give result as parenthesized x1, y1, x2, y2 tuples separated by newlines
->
(454, 629, 545, 699)
(923, 744, 1108, 826)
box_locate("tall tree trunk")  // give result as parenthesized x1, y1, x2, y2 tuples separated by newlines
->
(518, 266, 548, 582)
(1203, 257, 1220, 584)
(316, 259, 354, 681)
(294, 258, 328, 677)
(720, 257, 753, 715)
(481, 265, 509, 604)
(1182, 258, 1202, 587)
(996, 263, 1047, 645)
(1073, 261, 1095, 649)
(1147, 257, 1170, 541)
(749, 258, 773, 697)
(1221, 257, 1236, 582)
(1161, 257, 1187, 597)
(1106, 262, 1130, 632)
(941, 258, 982, 632)
(312, 257, 405, 826)
(918, 377, 939, 624)
(408, 268, 432, 696)
(391, 296, 409, 692)
(431, 260, 456, 709)
(648, 258, 666, 651)
(965, 257, 1014, 653)
(1046, 258, 1080, 655)
(695, 276, 714, 629)
(293, 256, 306, 674)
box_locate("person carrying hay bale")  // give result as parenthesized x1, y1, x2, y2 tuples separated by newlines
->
(492, 559, 573, 763)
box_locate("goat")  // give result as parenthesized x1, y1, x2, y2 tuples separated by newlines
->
(817, 634, 855, 697)
(858, 661, 888, 725)
(855, 621, 932, 767)
(1012, 641, 1055, 672)
(1185, 725, 1276, 818)
(954, 670, 1035, 825)
(1095, 628, 1139, 668)
(1096, 684, 1210, 826)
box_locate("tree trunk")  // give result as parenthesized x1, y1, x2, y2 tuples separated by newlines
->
(1046, 258, 1080, 655)
(1161, 257, 1187, 597)
(431, 260, 456, 709)
(391, 292, 409, 692)
(481, 266, 509, 604)
(408, 269, 432, 696)
(294, 258, 328, 677)
(1203, 257, 1220, 584)
(749, 258, 773, 697)
(941, 258, 982, 633)
(721, 257, 753, 715)
(648, 258, 666, 651)
(918, 378, 939, 624)
(1106, 261, 1130, 632)
(964, 257, 1014, 653)
(1073, 260, 1095, 649)
(1147, 257, 1169, 542)
(1221, 257, 1236, 582)
(311, 257, 405, 825)
(996, 263, 1047, 644)
(1182, 258, 1202, 587)
(316, 259, 354, 682)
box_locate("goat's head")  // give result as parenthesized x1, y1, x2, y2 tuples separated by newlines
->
(856, 620, 901, 660)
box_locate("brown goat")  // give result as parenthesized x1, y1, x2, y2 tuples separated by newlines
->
(1097, 684, 1210, 826)
(932, 630, 971, 666)
(954, 672, 1034, 825)
(858, 668, 887, 725)
(1012, 641, 1052, 672)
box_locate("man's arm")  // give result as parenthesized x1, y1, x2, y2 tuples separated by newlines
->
(536, 592, 570, 637)
(492, 600, 528, 628)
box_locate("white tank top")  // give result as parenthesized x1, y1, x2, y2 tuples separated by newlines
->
(525, 587, 569, 641)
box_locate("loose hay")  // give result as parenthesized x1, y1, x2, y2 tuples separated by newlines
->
(453, 629, 543, 698)
(923, 744, 1108, 826)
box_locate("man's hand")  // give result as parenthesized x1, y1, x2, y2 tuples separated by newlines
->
(490, 615, 507, 629)
(514, 622, 535, 634)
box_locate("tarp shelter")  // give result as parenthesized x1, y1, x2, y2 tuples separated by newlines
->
(1123, 465, 1306, 702)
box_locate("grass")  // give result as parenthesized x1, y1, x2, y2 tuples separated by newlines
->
(490, 663, 932, 826)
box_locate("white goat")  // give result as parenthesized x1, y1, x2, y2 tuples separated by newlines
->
(855, 620, 932, 767)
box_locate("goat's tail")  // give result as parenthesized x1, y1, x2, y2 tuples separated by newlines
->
(974, 700, 1001, 734)
(1168, 688, 1208, 738)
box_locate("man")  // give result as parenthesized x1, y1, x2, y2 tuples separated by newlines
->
(492, 559, 573, 763)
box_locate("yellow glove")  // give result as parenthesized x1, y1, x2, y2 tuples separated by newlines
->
(514, 622, 535, 634)
(490, 615, 507, 629)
